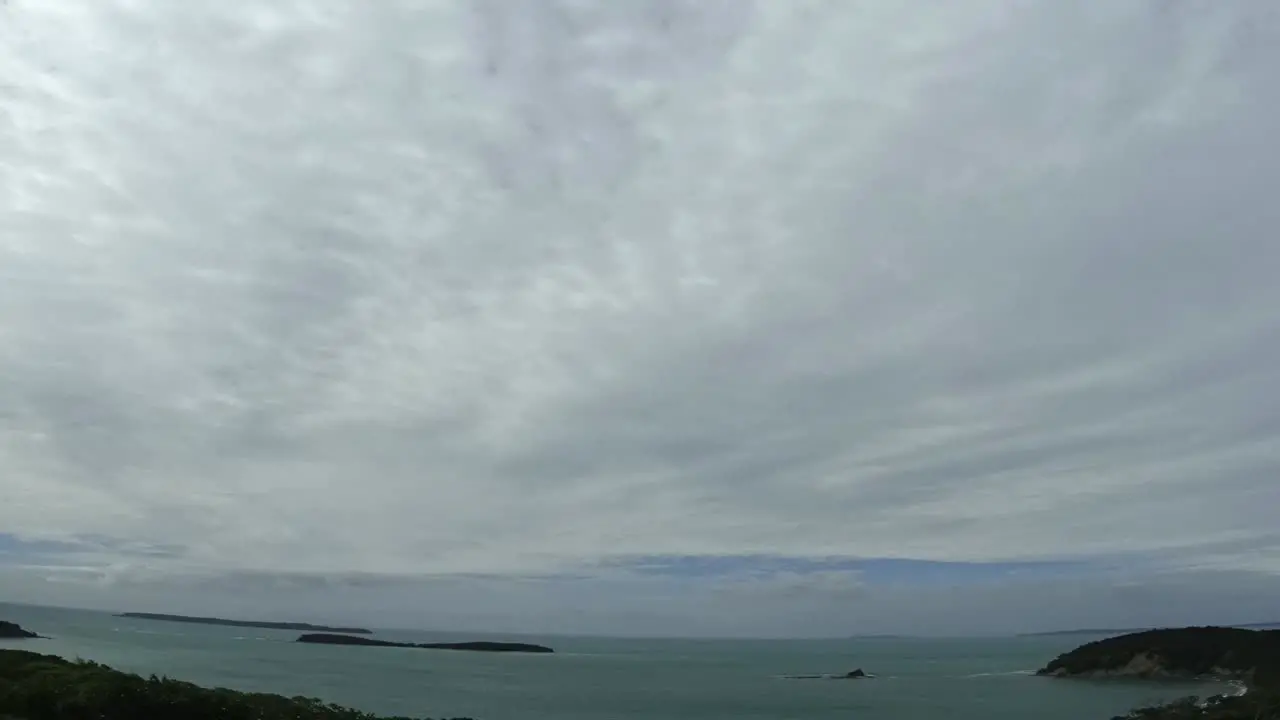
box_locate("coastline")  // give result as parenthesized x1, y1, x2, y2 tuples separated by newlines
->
(1038, 626, 1278, 719)
(8, 606, 1266, 720)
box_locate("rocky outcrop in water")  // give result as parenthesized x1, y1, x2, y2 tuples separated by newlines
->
(0, 621, 41, 639)
(297, 633, 554, 654)
(782, 668, 875, 680)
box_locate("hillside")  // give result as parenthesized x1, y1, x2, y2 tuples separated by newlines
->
(1037, 627, 1280, 719)
(0, 649, 465, 720)
(1037, 626, 1280, 681)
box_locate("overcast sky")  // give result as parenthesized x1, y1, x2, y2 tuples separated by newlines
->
(1, 0, 1278, 638)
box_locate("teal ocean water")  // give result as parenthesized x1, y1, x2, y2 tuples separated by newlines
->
(1, 603, 1228, 720)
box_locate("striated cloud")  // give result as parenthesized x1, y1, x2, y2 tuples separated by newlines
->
(1, 0, 1277, 634)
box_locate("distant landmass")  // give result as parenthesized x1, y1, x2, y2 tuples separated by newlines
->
(297, 633, 554, 654)
(1037, 626, 1280, 719)
(1036, 626, 1280, 680)
(1023, 627, 1154, 637)
(118, 613, 372, 634)
(1022, 621, 1280, 637)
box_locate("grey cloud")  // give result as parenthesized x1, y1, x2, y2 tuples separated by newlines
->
(2, 0, 1278, 634)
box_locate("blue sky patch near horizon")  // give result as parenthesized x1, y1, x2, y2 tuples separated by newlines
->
(2, 532, 1105, 588)
(600, 554, 1102, 586)
(0, 534, 85, 568)
(0, 533, 84, 555)
(0, 533, 186, 565)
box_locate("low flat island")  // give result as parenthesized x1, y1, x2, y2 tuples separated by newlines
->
(297, 633, 554, 654)
(118, 612, 372, 634)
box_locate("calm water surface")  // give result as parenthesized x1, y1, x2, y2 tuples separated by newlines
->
(0, 604, 1226, 720)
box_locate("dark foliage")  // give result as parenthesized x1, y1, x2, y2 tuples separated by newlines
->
(0, 650, 472, 720)
(1040, 627, 1280, 719)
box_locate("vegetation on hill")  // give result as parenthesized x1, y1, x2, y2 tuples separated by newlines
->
(0, 649, 470, 720)
(1037, 627, 1280, 720)
(1038, 626, 1280, 680)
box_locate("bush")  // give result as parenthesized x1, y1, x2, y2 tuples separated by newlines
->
(0, 650, 471, 720)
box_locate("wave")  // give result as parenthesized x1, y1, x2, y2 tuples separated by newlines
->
(1194, 683, 1249, 710)
(963, 670, 1035, 678)
(113, 628, 181, 637)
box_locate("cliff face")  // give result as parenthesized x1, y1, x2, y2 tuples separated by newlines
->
(1036, 626, 1280, 682)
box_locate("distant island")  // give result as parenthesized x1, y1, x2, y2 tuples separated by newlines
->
(1023, 621, 1280, 638)
(118, 612, 372, 634)
(297, 633, 554, 654)
(1038, 626, 1280, 719)
(0, 620, 43, 639)
(1023, 627, 1156, 637)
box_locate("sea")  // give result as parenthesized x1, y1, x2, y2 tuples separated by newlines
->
(0, 603, 1235, 720)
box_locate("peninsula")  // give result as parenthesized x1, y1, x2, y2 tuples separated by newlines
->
(297, 633, 554, 654)
(1038, 626, 1280, 719)
(0, 621, 43, 639)
(118, 612, 372, 634)
(1036, 626, 1279, 681)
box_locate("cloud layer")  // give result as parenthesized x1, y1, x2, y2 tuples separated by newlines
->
(2, 0, 1278, 634)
